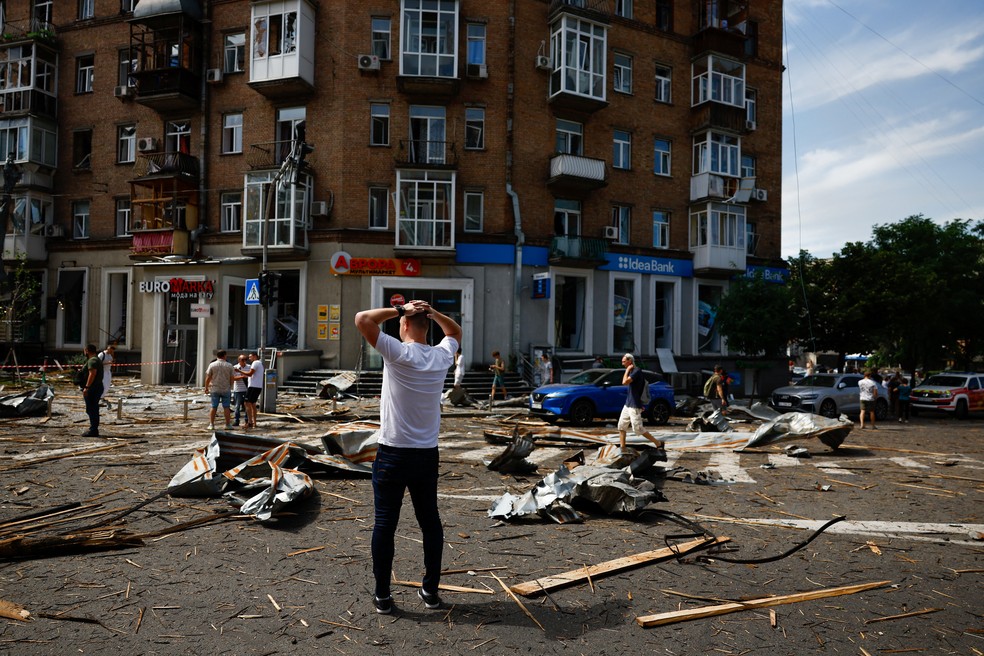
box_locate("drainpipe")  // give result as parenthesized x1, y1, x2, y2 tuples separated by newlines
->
(507, 1, 523, 364)
(198, 3, 210, 257)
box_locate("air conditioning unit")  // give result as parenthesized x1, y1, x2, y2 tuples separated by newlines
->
(753, 188, 768, 202)
(602, 225, 619, 240)
(745, 120, 757, 131)
(357, 54, 380, 71)
(44, 224, 64, 238)
(206, 68, 223, 83)
(466, 63, 488, 79)
(535, 55, 552, 70)
(113, 85, 133, 98)
(137, 137, 158, 153)
(311, 201, 329, 217)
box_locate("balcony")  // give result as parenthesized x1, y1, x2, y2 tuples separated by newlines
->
(549, 235, 608, 267)
(692, 26, 748, 60)
(128, 3, 203, 113)
(131, 68, 201, 112)
(690, 101, 747, 134)
(394, 140, 458, 169)
(0, 89, 57, 119)
(133, 151, 200, 181)
(128, 152, 200, 261)
(395, 75, 461, 99)
(691, 243, 746, 275)
(129, 229, 190, 259)
(548, 0, 613, 23)
(2, 232, 46, 262)
(547, 154, 607, 195)
(690, 172, 740, 202)
(248, 0, 317, 99)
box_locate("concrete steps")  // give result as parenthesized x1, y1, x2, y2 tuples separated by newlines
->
(281, 368, 532, 400)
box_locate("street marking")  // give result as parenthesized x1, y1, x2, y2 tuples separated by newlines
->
(703, 517, 984, 547)
(768, 454, 803, 467)
(889, 457, 929, 469)
(706, 452, 756, 483)
(812, 461, 858, 476)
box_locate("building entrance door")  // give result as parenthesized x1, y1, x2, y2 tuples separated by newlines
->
(162, 295, 199, 384)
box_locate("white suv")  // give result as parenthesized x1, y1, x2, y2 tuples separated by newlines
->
(910, 373, 984, 419)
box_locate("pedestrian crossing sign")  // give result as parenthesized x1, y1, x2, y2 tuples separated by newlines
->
(245, 278, 260, 305)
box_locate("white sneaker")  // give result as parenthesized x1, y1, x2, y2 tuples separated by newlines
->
(207, 423, 214, 430)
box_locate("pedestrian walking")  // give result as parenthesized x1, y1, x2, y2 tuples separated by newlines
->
(617, 353, 666, 457)
(897, 377, 911, 423)
(80, 344, 104, 437)
(232, 354, 250, 427)
(98, 344, 115, 408)
(204, 350, 234, 431)
(488, 350, 507, 405)
(244, 352, 264, 429)
(355, 299, 462, 615)
(442, 348, 475, 406)
(540, 352, 554, 385)
(703, 365, 729, 413)
(859, 369, 879, 429)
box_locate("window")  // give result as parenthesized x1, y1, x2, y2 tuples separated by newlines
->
(370, 103, 390, 146)
(549, 15, 607, 101)
(118, 49, 137, 87)
(76, 55, 94, 94)
(115, 199, 131, 237)
(613, 53, 632, 94)
(120, 0, 137, 13)
(612, 205, 630, 245)
(117, 125, 136, 163)
(613, 129, 631, 170)
(78, 0, 94, 20)
(745, 221, 758, 255)
(369, 187, 388, 229)
(252, 8, 297, 59)
(653, 138, 671, 176)
(555, 119, 583, 155)
(744, 21, 758, 58)
(654, 64, 671, 103)
(466, 23, 486, 65)
(745, 88, 757, 126)
(73, 129, 92, 170)
(655, 0, 672, 32)
(693, 131, 739, 176)
(276, 106, 305, 162)
(372, 17, 391, 59)
(401, 0, 458, 77)
(0, 122, 27, 161)
(692, 54, 745, 107)
(554, 199, 581, 236)
(465, 108, 484, 150)
(653, 210, 669, 248)
(32, 0, 53, 28)
(395, 169, 454, 248)
(408, 105, 446, 164)
(165, 120, 191, 154)
(464, 191, 483, 232)
(221, 192, 242, 232)
(73, 200, 90, 239)
(222, 113, 243, 154)
(741, 154, 756, 179)
(615, 0, 632, 19)
(224, 33, 246, 73)
(689, 203, 746, 250)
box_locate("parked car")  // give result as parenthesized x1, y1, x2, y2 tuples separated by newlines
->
(770, 373, 888, 420)
(528, 368, 674, 426)
(910, 373, 984, 419)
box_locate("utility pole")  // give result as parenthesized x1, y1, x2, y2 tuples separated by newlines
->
(258, 122, 313, 413)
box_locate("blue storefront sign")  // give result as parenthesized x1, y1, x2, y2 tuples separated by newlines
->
(599, 253, 693, 277)
(745, 265, 789, 283)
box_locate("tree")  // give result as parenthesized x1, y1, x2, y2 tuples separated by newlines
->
(715, 271, 797, 399)
(0, 255, 42, 380)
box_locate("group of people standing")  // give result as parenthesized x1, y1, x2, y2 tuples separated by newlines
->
(858, 369, 912, 429)
(203, 351, 265, 431)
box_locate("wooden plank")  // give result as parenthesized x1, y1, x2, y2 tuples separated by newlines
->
(391, 579, 495, 595)
(509, 536, 729, 597)
(636, 580, 891, 627)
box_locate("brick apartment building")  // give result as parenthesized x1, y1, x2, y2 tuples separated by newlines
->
(0, 0, 784, 387)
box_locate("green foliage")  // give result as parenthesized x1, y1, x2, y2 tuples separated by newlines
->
(787, 215, 984, 372)
(715, 271, 797, 357)
(1, 255, 42, 340)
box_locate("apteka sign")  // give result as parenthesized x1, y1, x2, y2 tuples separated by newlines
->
(139, 278, 215, 299)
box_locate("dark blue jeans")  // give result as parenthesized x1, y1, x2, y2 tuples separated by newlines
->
(84, 383, 103, 433)
(371, 444, 443, 599)
(233, 391, 246, 423)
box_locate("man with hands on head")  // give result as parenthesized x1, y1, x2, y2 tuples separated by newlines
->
(354, 299, 462, 615)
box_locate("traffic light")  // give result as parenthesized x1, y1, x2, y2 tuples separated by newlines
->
(258, 272, 269, 305)
(265, 271, 281, 306)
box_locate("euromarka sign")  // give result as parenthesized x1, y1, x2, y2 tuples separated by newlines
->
(139, 278, 216, 299)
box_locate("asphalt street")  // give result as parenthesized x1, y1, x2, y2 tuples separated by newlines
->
(0, 377, 981, 655)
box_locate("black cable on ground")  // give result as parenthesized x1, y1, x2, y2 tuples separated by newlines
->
(700, 515, 847, 565)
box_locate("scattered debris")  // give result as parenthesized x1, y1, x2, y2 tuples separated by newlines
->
(687, 408, 733, 433)
(741, 410, 853, 451)
(784, 445, 812, 458)
(0, 384, 53, 418)
(635, 580, 892, 627)
(486, 430, 537, 473)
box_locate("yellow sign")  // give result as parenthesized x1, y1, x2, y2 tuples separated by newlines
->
(329, 322, 340, 340)
(317, 323, 328, 340)
(317, 305, 328, 322)
(329, 304, 340, 321)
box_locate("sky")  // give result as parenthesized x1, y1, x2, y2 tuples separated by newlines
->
(780, 0, 984, 258)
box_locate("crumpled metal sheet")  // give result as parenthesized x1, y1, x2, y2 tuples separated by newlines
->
(0, 385, 53, 417)
(224, 445, 314, 521)
(687, 408, 733, 433)
(488, 456, 664, 522)
(486, 434, 537, 473)
(167, 436, 224, 496)
(740, 411, 853, 451)
(320, 429, 378, 465)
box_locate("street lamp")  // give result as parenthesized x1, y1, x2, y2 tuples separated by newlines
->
(0, 153, 23, 286)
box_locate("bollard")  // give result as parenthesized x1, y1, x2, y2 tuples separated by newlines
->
(117, 398, 123, 420)
(183, 399, 189, 420)
(47, 396, 53, 419)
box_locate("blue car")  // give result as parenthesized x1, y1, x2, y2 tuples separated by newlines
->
(528, 368, 674, 426)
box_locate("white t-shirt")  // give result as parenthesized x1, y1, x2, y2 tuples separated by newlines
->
(375, 332, 458, 449)
(858, 377, 878, 401)
(542, 359, 553, 383)
(233, 364, 250, 393)
(248, 359, 264, 389)
(98, 351, 113, 395)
